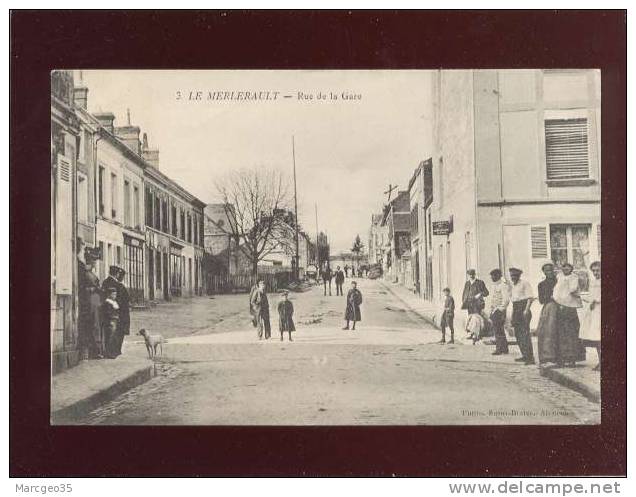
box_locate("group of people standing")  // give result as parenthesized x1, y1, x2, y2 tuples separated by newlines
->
(248, 276, 364, 340)
(77, 242, 131, 360)
(440, 261, 601, 370)
(321, 264, 366, 297)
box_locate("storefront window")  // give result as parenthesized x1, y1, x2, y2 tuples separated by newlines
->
(550, 224, 591, 291)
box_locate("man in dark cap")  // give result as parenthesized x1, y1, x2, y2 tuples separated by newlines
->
(102, 265, 130, 358)
(489, 268, 511, 355)
(461, 269, 489, 315)
(78, 245, 104, 358)
(509, 267, 535, 364)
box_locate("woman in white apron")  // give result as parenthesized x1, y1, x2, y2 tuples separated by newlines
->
(580, 261, 601, 371)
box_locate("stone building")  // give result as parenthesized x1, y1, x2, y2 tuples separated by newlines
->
(406, 159, 433, 297)
(426, 69, 601, 328)
(368, 213, 387, 266)
(51, 70, 82, 373)
(144, 150, 206, 301)
(380, 190, 411, 284)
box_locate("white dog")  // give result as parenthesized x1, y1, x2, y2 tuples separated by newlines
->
(138, 328, 166, 359)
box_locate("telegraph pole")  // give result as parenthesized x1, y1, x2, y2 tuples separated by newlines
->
(292, 136, 300, 281)
(315, 203, 320, 272)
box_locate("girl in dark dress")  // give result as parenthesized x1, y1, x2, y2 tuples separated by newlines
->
(277, 290, 295, 341)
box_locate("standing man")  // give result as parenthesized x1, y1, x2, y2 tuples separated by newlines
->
(322, 263, 333, 296)
(334, 266, 345, 296)
(509, 267, 535, 365)
(461, 269, 489, 314)
(344, 265, 349, 278)
(250, 279, 271, 340)
(553, 262, 584, 367)
(489, 269, 511, 355)
(343, 281, 363, 330)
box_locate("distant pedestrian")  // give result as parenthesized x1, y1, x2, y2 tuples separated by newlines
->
(277, 290, 295, 342)
(489, 269, 510, 355)
(343, 281, 363, 330)
(334, 266, 345, 296)
(536, 262, 559, 365)
(250, 279, 271, 340)
(509, 267, 535, 365)
(344, 265, 349, 278)
(553, 262, 585, 367)
(439, 287, 455, 344)
(322, 264, 333, 296)
(461, 269, 489, 314)
(580, 261, 601, 371)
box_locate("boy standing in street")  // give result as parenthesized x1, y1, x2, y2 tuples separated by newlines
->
(440, 287, 455, 344)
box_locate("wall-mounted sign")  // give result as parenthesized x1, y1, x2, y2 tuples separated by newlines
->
(433, 219, 453, 236)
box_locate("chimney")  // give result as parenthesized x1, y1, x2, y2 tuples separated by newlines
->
(114, 108, 142, 155)
(73, 70, 88, 109)
(93, 112, 115, 133)
(141, 132, 160, 168)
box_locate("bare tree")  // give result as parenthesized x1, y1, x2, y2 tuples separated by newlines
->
(215, 167, 292, 278)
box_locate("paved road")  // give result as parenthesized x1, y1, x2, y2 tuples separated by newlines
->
(83, 278, 600, 425)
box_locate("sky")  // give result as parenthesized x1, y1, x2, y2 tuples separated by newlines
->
(81, 70, 434, 253)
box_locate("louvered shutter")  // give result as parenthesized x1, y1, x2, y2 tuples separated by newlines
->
(597, 224, 601, 259)
(530, 226, 548, 258)
(545, 118, 590, 180)
(55, 155, 73, 295)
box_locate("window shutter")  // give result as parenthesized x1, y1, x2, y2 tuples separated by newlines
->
(545, 118, 590, 180)
(597, 224, 601, 259)
(55, 155, 73, 295)
(530, 226, 548, 258)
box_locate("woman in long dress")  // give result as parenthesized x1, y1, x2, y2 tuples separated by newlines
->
(536, 262, 559, 365)
(580, 261, 601, 371)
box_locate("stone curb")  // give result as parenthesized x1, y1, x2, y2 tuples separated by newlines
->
(51, 363, 155, 424)
(539, 367, 601, 404)
(380, 280, 440, 329)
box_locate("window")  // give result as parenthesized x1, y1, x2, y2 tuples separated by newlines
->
(187, 213, 192, 243)
(180, 210, 186, 240)
(545, 118, 590, 181)
(171, 204, 178, 236)
(550, 224, 591, 291)
(124, 179, 131, 226)
(98, 166, 105, 216)
(98, 241, 105, 280)
(77, 172, 88, 223)
(156, 251, 162, 289)
(110, 173, 118, 219)
(134, 185, 140, 228)
(154, 192, 161, 230)
(162, 199, 168, 233)
(116, 246, 122, 265)
(145, 187, 153, 227)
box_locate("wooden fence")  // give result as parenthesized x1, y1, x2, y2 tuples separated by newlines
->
(206, 271, 293, 295)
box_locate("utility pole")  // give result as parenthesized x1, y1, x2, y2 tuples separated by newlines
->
(292, 136, 300, 281)
(315, 203, 320, 272)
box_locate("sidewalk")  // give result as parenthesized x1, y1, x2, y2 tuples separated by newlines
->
(381, 279, 600, 404)
(51, 354, 155, 424)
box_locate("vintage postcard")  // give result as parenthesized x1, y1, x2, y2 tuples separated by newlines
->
(50, 69, 602, 425)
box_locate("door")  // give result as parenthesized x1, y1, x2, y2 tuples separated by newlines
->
(162, 252, 169, 300)
(147, 248, 155, 300)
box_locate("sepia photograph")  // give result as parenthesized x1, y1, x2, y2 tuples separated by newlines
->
(50, 68, 603, 426)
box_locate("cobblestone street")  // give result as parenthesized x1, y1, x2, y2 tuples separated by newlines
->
(76, 278, 601, 425)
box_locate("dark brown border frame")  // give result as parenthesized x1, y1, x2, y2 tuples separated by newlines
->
(10, 10, 626, 477)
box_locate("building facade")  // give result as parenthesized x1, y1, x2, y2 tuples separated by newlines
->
(380, 191, 411, 284)
(368, 213, 387, 267)
(51, 70, 82, 373)
(426, 69, 601, 328)
(144, 159, 205, 301)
